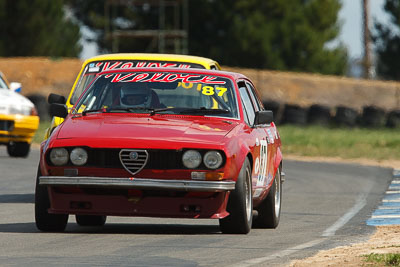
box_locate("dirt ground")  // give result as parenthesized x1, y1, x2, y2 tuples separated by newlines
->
(290, 226, 400, 266)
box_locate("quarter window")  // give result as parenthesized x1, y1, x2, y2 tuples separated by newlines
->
(246, 82, 262, 111)
(239, 85, 256, 126)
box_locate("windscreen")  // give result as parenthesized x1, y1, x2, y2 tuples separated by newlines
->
(70, 60, 206, 104)
(0, 76, 8, 90)
(74, 71, 238, 118)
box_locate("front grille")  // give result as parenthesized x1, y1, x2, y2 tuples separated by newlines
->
(48, 148, 183, 171)
(119, 149, 149, 175)
(146, 150, 182, 169)
(0, 120, 14, 131)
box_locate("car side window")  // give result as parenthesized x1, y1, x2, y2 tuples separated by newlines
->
(239, 83, 256, 126)
(245, 82, 262, 111)
(241, 96, 250, 125)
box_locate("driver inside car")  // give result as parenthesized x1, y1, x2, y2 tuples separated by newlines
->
(120, 83, 153, 107)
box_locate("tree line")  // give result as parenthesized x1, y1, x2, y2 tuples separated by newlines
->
(0, 0, 400, 80)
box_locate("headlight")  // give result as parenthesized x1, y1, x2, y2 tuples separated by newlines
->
(182, 150, 202, 169)
(203, 151, 223, 169)
(50, 148, 69, 166)
(70, 148, 88, 166)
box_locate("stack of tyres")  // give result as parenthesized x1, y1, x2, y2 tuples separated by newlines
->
(307, 104, 332, 126)
(334, 106, 358, 127)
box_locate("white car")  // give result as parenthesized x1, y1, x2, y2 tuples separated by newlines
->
(0, 72, 39, 157)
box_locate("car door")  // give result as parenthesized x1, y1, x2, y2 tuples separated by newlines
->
(237, 81, 271, 199)
(245, 81, 279, 194)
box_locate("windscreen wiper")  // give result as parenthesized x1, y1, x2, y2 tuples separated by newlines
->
(149, 107, 180, 115)
(107, 107, 154, 113)
(81, 108, 106, 116)
(179, 108, 231, 115)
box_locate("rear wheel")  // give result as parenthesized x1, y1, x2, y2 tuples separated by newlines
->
(253, 166, 282, 228)
(35, 167, 68, 232)
(7, 142, 30, 157)
(219, 158, 252, 234)
(76, 215, 107, 227)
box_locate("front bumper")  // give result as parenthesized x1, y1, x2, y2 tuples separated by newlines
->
(0, 114, 39, 143)
(39, 176, 236, 192)
(41, 176, 234, 218)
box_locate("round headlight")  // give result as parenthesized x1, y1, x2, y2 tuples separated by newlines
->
(50, 148, 69, 166)
(182, 150, 202, 169)
(70, 148, 88, 166)
(203, 151, 223, 169)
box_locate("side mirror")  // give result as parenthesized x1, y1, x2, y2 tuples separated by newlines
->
(255, 110, 273, 125)
(48, 93, 66, 104)
(9, 82, 22, 93)
(50, 103, 68, 118)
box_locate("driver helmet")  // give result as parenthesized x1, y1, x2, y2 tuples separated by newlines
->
(120, 83, 152, 107)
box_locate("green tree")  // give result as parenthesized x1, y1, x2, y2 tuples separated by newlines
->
(0, 0, 81, 57)
(67, 0, 347, 75)
(374, 0, 400, 80)
(189, 0, 347, 75)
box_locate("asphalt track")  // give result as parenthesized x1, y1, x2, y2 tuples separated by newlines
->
(0, 147, 393, 266)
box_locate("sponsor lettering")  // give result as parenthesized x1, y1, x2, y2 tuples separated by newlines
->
(105, 73, 226, 85)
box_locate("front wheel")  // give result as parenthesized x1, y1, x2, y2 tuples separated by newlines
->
(219, 158, 253, 234)
(253, 165, 282, 228)
(7, 142, 30, 157)
(35, 167, 68, 232)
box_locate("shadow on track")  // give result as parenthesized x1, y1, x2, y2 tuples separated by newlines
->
(0, 194, 34, 203)
(0, 222, 221, 235)
(65, 223, 222, 235)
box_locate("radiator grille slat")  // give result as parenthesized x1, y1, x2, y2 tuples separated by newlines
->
(119, 149, 148, 175)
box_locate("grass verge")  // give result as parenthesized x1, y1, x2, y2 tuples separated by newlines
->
(279, 125, 400, 161)
(33, 120, 51, 145)
(363, 253, 400, 266)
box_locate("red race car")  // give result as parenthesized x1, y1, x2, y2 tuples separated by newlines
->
(36, 67, 283, 234)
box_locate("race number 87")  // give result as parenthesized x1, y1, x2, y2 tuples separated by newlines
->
(179, 82, 227, 96)
(201, 86, 227, 96)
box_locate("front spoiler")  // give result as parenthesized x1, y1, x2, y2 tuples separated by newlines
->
(39, 176, 236, 192)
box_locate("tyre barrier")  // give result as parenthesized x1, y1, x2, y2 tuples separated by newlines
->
(386, 110, 400, 128)
(269, 102, 399, 129)
(263, 100, 283, 124)
(333, 106, 358, 127)
(360, 106, 386, 128)
(26, 93, 50, 121)
(307, 104, 332, 126)
(281, 104, 308, 125)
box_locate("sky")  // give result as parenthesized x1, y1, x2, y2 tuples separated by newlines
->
(79, 0, 395, 61)
(338, 0, 392, 59)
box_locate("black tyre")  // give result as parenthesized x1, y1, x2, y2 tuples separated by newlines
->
(282, 104, 308, 125)
(219, 158, 252, 234)
(361, 105, 386, 128)
(386, 110, 400, 128)
(263, 100, 283, 124)
(307, 104, 332, 126)
(253, 166, 282, 228)
(26, 93, 50, 121)
(35, 168, 68, 232)
(7, 142, 30, 158)
(76, 215, 107, 227)
(334, 106, 358, 127)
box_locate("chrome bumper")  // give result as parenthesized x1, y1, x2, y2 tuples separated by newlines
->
(39, 176, 236, 192)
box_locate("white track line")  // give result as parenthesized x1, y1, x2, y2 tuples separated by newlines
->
(231, 238, 326, 267)
(322, 192, 368, 237)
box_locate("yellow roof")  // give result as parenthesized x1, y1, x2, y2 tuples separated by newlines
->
(83, 53, 220, 69)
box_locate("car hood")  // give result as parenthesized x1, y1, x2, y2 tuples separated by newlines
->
(55, 114, 238, 149)
(0, 89, 34, 115)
